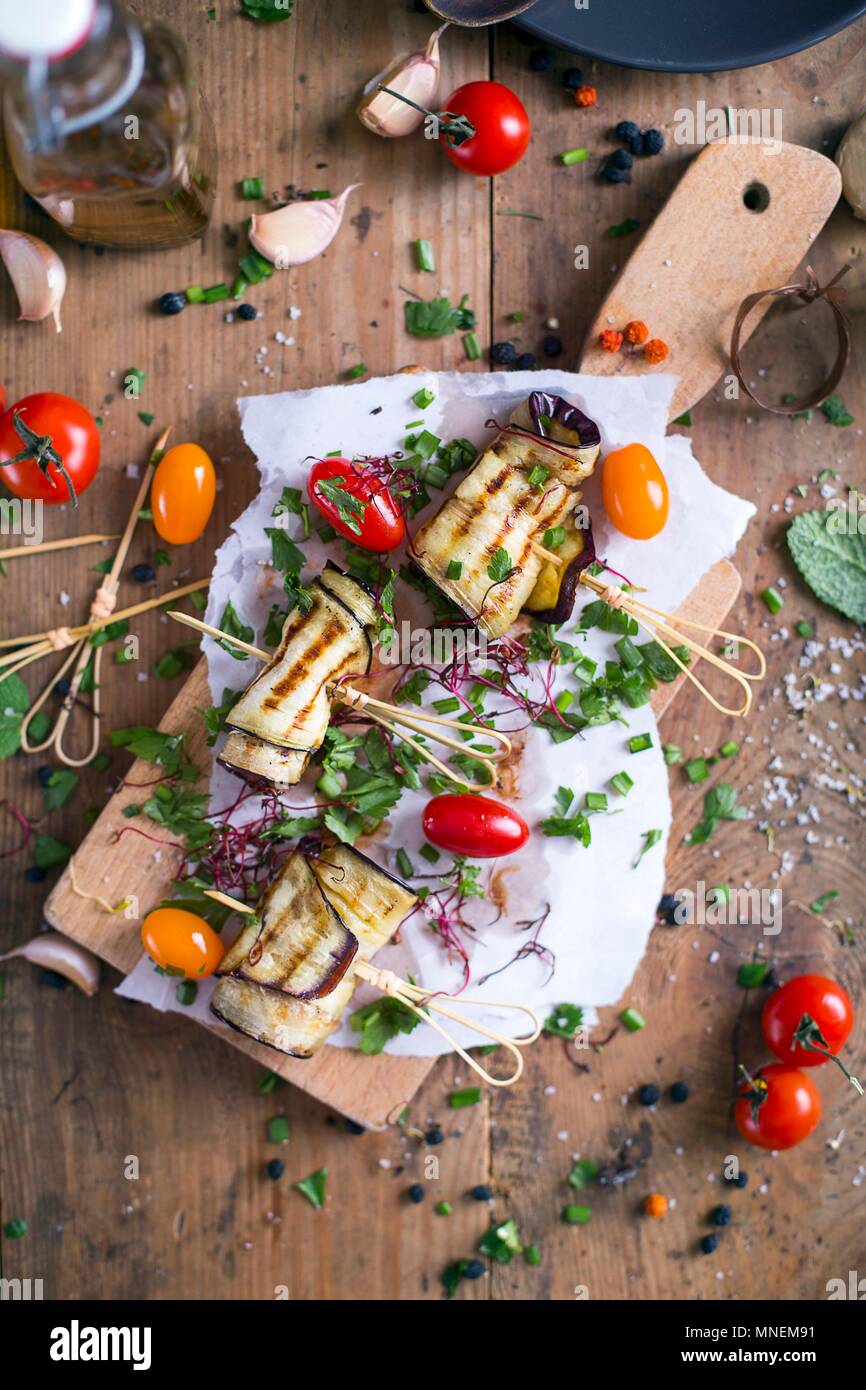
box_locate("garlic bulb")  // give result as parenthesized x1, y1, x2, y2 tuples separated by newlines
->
(0, 229, 67, 331)
(357, 24, 447, 138)
(0, 931, 100, 995)
(250, 186, 361, 267)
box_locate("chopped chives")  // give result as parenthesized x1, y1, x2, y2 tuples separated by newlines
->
(239, 176, 265, 199)
(562, 1204, 591, 1225)
(662, 744, 682, 765)
(509, 310, 524, 322)
(175, 980, 197, 1006)
(267, 1115, 290, 1144)
(231, 273, 250, 299)
(419, 843, 440, 864)
(555, 690, 573, 712)
(185, 284, 205, 303)
(685, 757, 710, 783)
(202, 282, 229, 302)
(448, 1087, 482, 1108)
(560, 147, 590, 166)
(527, 464, 549, 490)
(346, 363, 367, 379)
(423, 463, 449, 489)
(524, 1244, 541, 1265)
(396, 848, 414, 879)
(615, 635, 643, 670)
(585, 791, 608, 812)
(628, 733, 653, 754)
(238, 251, 273, 284)
(810, 889, 839, 914)
(609, 770, 633, 797)
(463, 331, 481, 360)
(795, 620, 813, 638)
(446, 559, 463, 580)
(414, 237, 436, 272)
(3, 1218, 27, 1239)
(542, 525, 565, 550)
(634, 828, 662, 866)
(435, 1201, 452, 1216)
(760, 586, 783, 614)
(305, 189, 332, 200)
(414, 429, 441, 459)
(405, 419, 424, 429)
(619, 1006, 646, 1032)
(412, 386, 435, 409)
(737, 961, 767, 988)
(719, 740, 739, 757)
(433, 697, 460, 715)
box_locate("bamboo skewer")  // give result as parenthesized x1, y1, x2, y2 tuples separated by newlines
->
(16, 428, 172, 766)
(167, 609, 512, 787)
(203, 888, 540, 1087)
(0, 533, 120, 563)
(0, 578, 212, 655)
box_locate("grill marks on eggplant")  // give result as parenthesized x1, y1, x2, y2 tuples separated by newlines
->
(210, 847, 418, 1058)
(411, 396, 601, 637)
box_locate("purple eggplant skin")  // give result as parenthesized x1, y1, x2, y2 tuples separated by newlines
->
(527, 391, 601, 449)
(528, 523, 598, 626)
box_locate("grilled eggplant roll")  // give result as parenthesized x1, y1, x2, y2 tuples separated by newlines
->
(411, 392, 601, 638)
(211, 846, 417, 1057)
(219, 565, 377, 790)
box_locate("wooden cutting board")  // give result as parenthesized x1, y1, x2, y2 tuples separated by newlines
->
(43, 559, 741, 1128)
(579, 138, 842, 421)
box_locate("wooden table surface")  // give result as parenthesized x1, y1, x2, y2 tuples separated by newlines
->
(1, 2, 864, 1301)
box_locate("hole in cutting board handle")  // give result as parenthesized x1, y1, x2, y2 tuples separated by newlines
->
(742, 182, 771, 213)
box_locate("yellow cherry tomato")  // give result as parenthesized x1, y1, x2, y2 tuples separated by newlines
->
(601, 442, 669, 540)
(141, 906, 225, 979)
(151, 442, 216, 544)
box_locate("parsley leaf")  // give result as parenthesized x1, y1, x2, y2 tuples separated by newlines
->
(403, 293, 475, 338)
(0, 673, 30, 759)
(820, 394, 854, 427)
(687, 781, 749, 845)
(196, 688, 239, 745)
(487, 547, 514, 584)
(217, 599, 254, 661)
(544, 1002, 583, 1038)
(111, 726, 191, 777)
(42, 769, 79, 811)
(33, 834, 73, 871)
(350, 995, 421, 1054)
(313, 474, 366, 535)
(265, 526, 306, 574)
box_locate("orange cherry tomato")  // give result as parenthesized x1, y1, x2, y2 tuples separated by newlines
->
(601, 442, 669, 540)
(151, 442, 216, 544)
(141, 906, 225, 980)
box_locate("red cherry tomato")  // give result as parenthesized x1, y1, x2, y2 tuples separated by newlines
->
(151, 442, 216, 544)
(0, 392, 98, 505)
(761, 974, 854, 1069)
(0, 392, 100, 505)
(440, 81, 531, 177)
(141, 906, 225, 980)
(602, 443, 669, 540)
(308, 458, 405, 552)
(422, 793, 529, 859)
(734, 1064, 822, 1150)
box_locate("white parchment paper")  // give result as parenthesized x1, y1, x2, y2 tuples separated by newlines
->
(118, 371, 754, 1055)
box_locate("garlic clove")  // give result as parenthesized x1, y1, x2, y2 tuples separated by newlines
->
(249, 185, 361, 267)
(357, 23, 447, 138)
(0, 931, 100, 995)
(0, 229, 67, 332)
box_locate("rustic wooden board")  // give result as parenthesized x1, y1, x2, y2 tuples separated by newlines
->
(2, 1, 864, 1301)
(578, 139, 842, 420)
(43, 559, 742, 1128)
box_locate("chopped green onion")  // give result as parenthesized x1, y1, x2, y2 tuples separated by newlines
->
(555, 690, 573, 712)
(542, 526, 565, 550)
(435, 1201, 452, 1216)
(685, 758, 709, 784)
(267, 1115, 290, 1144)
(463, 331, 481, 360)
(414, 429, 440, 459)
(175, 980, 197, 1006)
(719, 740, 739, 757)
(433, 697, 460, 715)
(560, 147, 590, 166)
(615, 635, 643, 671)
(619, 1006, 646, 1032)
(524, 1244, 541, 1265)
(810, 889, 839, 914)
(509, 310, 524, 323)
(396, 848, 414, 880)
(634, 828, 662, 866)
(184, 285, 205, 303)
(585, 791, 608, 812)
(316, 522, 337, 542)
(238, 250, 273, 284)
(663, 744, 682, 765)
(137, 410, 155, 426)
(446, 559, 463, 580)
(3, 1219, 27, 1239)
(346, 363, 367, 380)
(231, 273, 250, 299)
(609, 770, 633, 797)
(628, 733, 653, 754)
(419, 843, 440, 865)
(414, 237, 436, 272)
(760, 586, 783, 614)
(562, 1204, 591, 1225)
(305, 189, 332, 200)
(202, 282, 229, 303)
(795, 620, 813, 638)
(423, 464, 449, 489)
(527, 465, 549, 490)
(737, 961, 767, 988)
(449, 1087, 482, 1108)
(672, 410, 693, 427)
(125, 367, 147, 392)
(412, 386, 435, 409)
(239, 176, 265, 200)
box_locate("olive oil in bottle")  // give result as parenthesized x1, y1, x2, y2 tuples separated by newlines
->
(0, 0, 217, 249)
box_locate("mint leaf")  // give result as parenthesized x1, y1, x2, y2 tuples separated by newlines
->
(217, 599, 255, 661)
(787, 508, 866, 624)
(0, 673, 30, 759)
(34, 834, 72, 871)
(350, 995, 421, 1055)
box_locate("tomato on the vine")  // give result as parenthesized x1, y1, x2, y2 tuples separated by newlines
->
(141, 906, 225, 980)
(0, 391, 100, 505)
(440, 81, 530, 176)
(308, 458, 405, 552)
(734, 1063, 822, 1150)
(761, 973, 860, 1092)
(422, 792, 529, 859)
